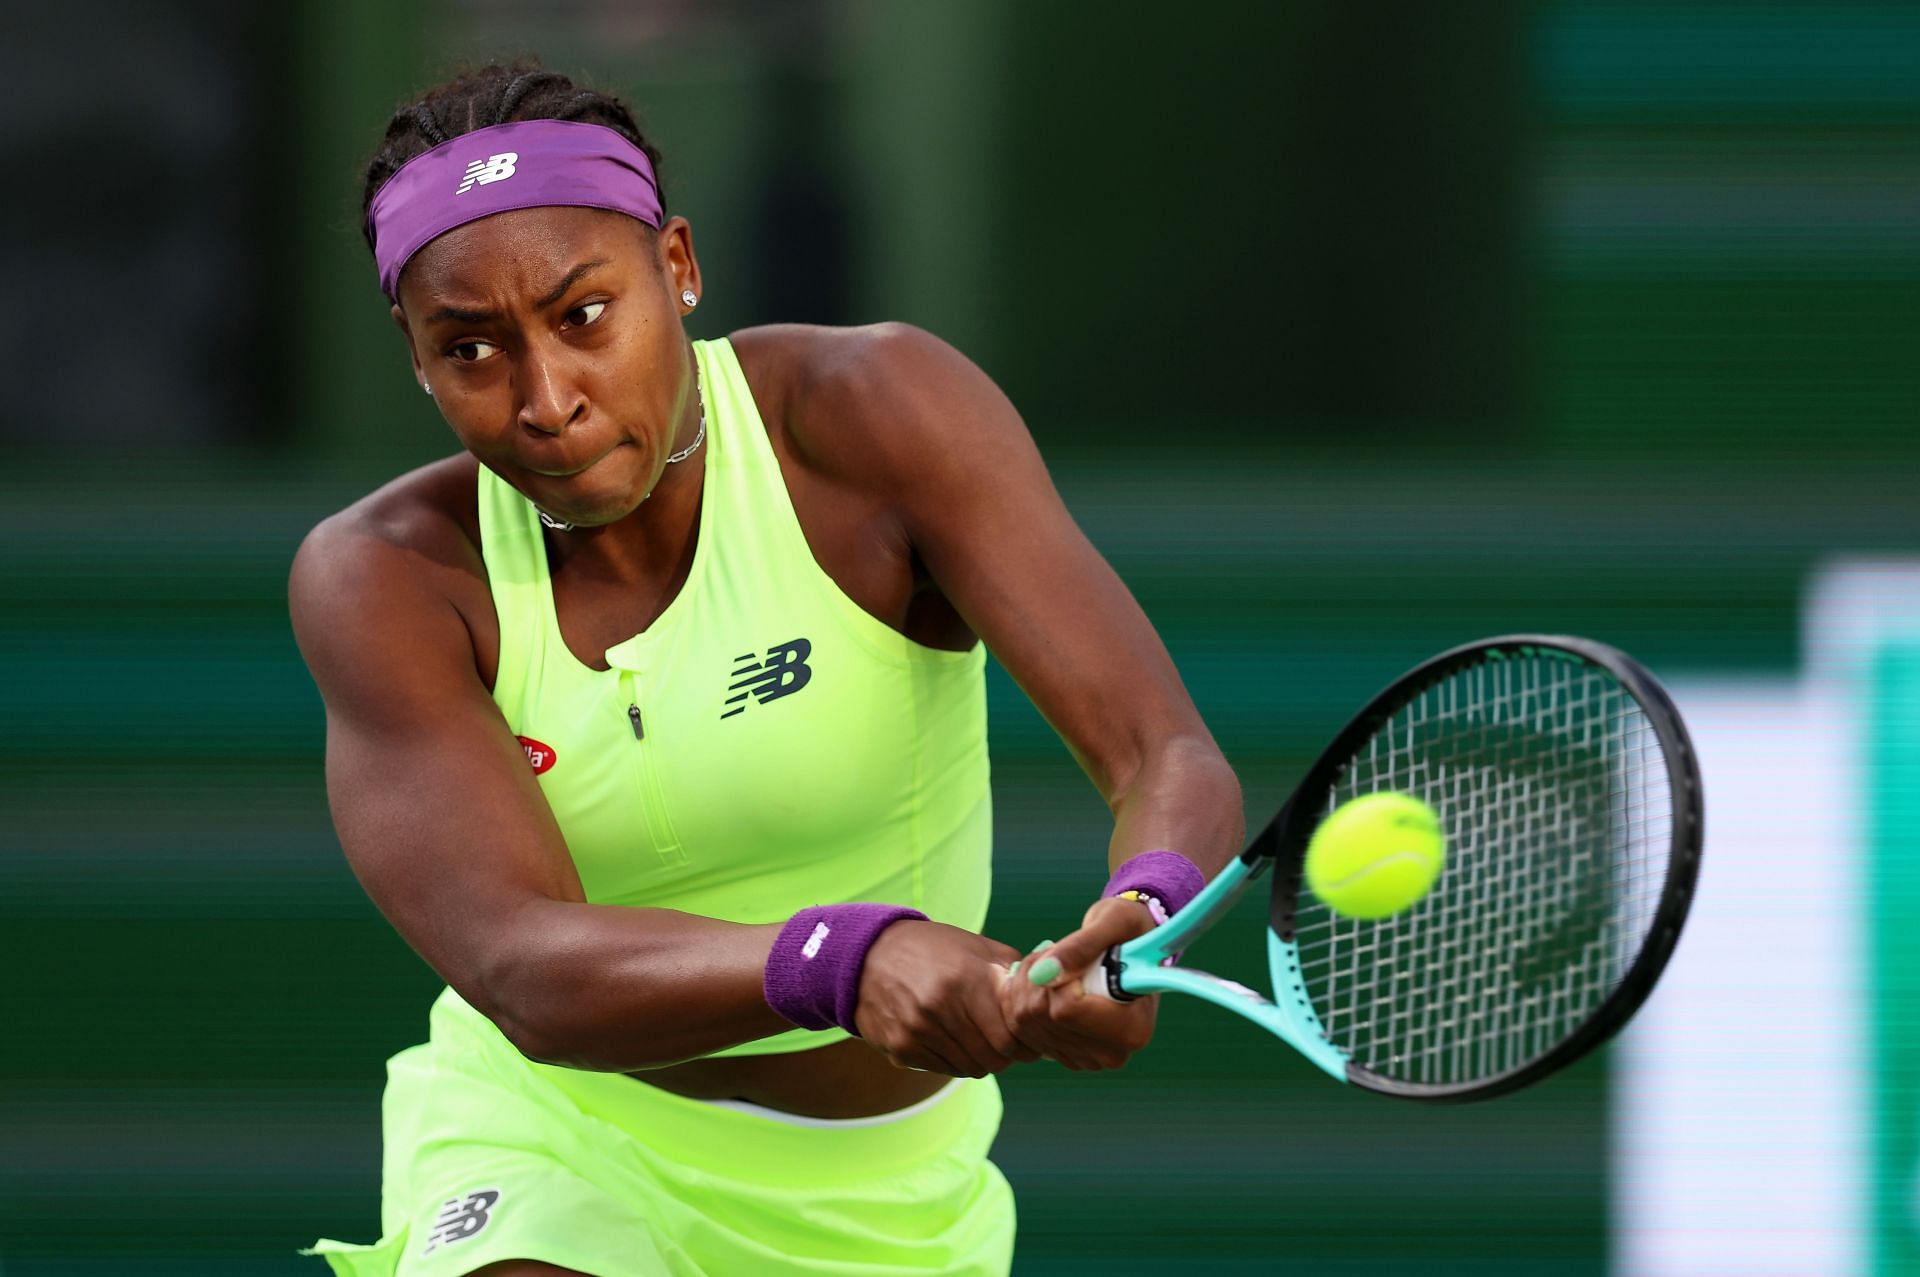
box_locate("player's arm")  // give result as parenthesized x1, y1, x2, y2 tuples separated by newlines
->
(293, 503, 1022, 1079)
(801, 325, 1242, 871)
(811, 325, 1243, 882)
(290, 506, 798, 1070)
(803, 324, 1245, 1067)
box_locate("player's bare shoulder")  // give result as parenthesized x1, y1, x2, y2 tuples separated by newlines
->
(730, 322, 1024, 502)
(288, 453, 499, 689)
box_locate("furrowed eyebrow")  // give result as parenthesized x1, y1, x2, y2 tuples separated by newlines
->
(424, 259, 612, 326)
(426, 303, 496, 326)
(535, 259, 610, 309)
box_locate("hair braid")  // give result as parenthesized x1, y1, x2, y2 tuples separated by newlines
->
(493, 70, 567, 124)
(407, 102, 449, 147)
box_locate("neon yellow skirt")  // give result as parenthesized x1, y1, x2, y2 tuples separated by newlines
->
(304, 990, 1015, 1276)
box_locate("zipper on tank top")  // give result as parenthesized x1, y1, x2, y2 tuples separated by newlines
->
(617, 669, 686, 867)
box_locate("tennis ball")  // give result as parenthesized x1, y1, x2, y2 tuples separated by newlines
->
(1305, 793, 1446, 919)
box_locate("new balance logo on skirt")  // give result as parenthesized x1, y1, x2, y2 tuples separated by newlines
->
(422, 1188, 500, 1255)
(457, 152, 518, 194)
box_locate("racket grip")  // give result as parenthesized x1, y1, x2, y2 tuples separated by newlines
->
(1081, 947, 1121, 1000)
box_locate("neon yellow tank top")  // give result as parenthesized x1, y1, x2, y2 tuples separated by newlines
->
(469, 336, 992, 1057)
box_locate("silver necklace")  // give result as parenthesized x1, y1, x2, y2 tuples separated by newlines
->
(663, 374, 709, 465)
(537, 372, 706, 532)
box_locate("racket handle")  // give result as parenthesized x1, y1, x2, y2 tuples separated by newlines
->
(1004, 949, 1129, 998)
(1081, 947, 1124, 1000)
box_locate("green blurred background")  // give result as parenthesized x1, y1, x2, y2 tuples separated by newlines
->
(3, 1, 1916, 1273)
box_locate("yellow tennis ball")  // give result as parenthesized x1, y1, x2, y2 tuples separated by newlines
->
(1305, 793, 1446, 919)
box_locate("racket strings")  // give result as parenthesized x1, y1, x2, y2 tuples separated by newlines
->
(1294, 653, 1673, 1087)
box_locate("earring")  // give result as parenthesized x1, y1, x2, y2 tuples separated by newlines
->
(423, 382, 433, 397)
(681, 289, 698, 309)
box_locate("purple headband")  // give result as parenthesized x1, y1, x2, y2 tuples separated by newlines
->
(367, 119, 664, 300)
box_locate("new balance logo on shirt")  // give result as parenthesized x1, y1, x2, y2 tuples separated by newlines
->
(456, 152, 518, 194)
(421, 1188, 500, 1255)
(722, 638, 813, 719)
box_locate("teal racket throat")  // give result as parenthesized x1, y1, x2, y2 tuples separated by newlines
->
(1088, 852, 1349, 1082)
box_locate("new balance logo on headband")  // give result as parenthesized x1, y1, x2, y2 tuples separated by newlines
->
(456, 152, 518, 194)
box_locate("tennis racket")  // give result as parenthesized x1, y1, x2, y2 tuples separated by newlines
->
(1084, 634, 1703, 1102)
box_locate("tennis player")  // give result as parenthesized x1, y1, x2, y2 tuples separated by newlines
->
(293, 63, 1242, 1277)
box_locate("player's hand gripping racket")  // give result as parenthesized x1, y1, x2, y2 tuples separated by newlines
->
(1085, 635, 1702, 1101)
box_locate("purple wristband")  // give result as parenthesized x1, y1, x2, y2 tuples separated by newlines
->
(1103, 850, 1207, 916)
(763, 903, 926, 1034)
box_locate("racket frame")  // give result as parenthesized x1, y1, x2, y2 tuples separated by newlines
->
(1092, 634, 1704, 1102)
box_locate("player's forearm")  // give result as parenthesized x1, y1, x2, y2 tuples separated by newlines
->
(470, 900, 793, 1070)
(1105, 733, 1244, 879)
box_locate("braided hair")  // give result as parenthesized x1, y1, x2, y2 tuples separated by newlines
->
(359, 61, 665, 253)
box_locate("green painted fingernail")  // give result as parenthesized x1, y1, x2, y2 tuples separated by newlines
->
(1030, 939, 1054, 954)
(1027, 956, 1061, 986)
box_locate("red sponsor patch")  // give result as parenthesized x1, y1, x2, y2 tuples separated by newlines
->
(516, 736, 557, 775)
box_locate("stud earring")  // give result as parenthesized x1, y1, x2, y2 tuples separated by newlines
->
(423, 382, 433, 397)
(681, 289, 698, 308)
